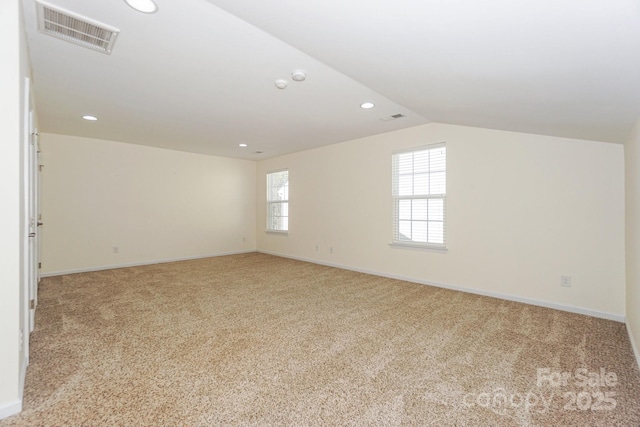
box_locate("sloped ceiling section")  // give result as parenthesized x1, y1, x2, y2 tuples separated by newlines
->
(21, 0, 640, 159)
(209, 0, 640, 144)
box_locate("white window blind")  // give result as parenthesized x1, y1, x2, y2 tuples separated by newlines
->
(266, 170, 289, 232)
(392, 143, 446, 248)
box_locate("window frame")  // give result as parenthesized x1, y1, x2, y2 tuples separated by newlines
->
(391, 143, 447, 251)
(266, 169, 289, 234)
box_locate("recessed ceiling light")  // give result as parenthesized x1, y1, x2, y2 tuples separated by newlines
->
(275, 79, 288, 90)
(82, 115, 98, 121)
(124, 0, 158, 14)
(360, 102, 375, 109)
(239, 143, 248, 148)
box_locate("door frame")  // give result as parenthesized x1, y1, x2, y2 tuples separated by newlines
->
(22, 75, 39, 361)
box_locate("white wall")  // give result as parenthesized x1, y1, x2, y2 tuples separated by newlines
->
(257, 123, 626, 319)
(625, 118, 640, 365)
(40, 134, 256, 274)
(0, 0, 29, 418)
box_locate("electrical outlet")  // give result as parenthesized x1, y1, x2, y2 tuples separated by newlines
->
(113, 246, 119, 254)
(315, 245, 319, 252)
(561, 275, 572, 287)
(330, 246, 334, 254)
(242, 237, 246, 242)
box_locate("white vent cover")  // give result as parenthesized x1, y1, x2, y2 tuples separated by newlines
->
(380, 113, 406, 121)
(36, 1, 119, 54)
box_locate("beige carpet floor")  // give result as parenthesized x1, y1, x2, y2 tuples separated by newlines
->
(2, 252, 639, 426)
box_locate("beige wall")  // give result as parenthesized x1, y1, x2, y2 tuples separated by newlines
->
(0, 0, 28, 417)
(257, 123, 626, 319)
(625, 118, 640, 364)
(40, 134, 256, 274)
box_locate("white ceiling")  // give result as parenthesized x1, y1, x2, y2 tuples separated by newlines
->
(22, 0, 640, 160)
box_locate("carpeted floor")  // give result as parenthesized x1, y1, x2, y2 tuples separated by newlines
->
(2, 252, 639, 426)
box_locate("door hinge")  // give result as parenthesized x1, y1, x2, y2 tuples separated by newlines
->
(30, 299, 35, 309)
(38, 262, 41, 269)
(39, 165, 44, 171)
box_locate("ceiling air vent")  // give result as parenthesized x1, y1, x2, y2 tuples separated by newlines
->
(36, 1, 119, 54)
(380, 113, 406, 121)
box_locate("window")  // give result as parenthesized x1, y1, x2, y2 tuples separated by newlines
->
(266, 170, 289, 232)
(392, 143, 446, 248)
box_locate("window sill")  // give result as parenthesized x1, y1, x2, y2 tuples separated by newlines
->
(266, 230, 288, 235)
(389, 242, 448, 253)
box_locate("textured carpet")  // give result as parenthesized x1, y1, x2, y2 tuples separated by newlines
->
(2, 252, 639, 426)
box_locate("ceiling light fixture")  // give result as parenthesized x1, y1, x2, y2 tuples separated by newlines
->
(124, 0, 158, 14)
(275, 79, 288, 89)
(239, 143, 248, 148)
(360, 102, 375, 109)
(82, 115, 98, 121)
(291, 70, 306, 82)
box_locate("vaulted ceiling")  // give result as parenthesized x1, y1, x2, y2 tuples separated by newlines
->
(22, 0, 640, 159)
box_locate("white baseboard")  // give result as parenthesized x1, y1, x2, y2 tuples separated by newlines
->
(627, 320, 640, 372)
(257, 250, 626, 323)
(0, 399, 22, 421)
(40, 248, 627, 323)
(40, 250, 255, 277)
(0, 355, 29, 420)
